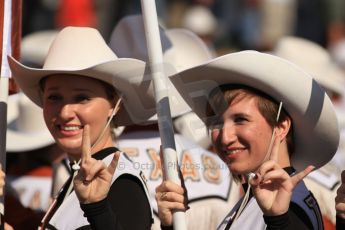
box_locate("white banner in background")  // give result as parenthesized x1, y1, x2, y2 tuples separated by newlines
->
(117, 130, 232, 212)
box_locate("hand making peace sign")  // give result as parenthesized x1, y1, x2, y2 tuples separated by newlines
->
(250, 136, 315, 216)
(73, 124, 120, 204)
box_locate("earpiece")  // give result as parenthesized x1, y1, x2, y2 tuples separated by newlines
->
(247, 172, 256, 182)
(72, 161, 80, 171)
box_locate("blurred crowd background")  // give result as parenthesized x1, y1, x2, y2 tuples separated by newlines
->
(21, 0, 345, 59)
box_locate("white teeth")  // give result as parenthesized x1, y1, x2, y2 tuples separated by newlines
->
(227, 149, 242, 155)
(61, 126, 81, 131)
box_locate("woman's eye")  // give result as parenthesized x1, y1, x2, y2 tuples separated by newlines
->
(75, 95, 90, 102)
(47, 94, 61, 101)
(234, 116, 247, 123)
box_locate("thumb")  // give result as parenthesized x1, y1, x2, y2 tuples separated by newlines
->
(108, 151, 120, 176)
(291, 165, 315, 186)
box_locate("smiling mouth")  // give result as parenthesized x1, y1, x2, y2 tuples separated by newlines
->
(223, 148, 245, 156)
(59, 125, 83, 131)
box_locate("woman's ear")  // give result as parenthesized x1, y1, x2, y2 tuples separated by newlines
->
(108, 98, 122, 117)
(108, 107, 114, 117)
(275, 118, 291, 140)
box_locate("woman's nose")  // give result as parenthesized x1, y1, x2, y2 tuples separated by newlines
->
(59, 104, 76, 120)
(221, 122, 237, 145)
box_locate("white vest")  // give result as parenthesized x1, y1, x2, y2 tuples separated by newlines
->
(217, 196, 265, 230)
(217, 181, 322, 230)
(46, 152, 152, 230)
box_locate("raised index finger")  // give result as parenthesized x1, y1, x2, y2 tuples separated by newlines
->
(108, 151, 120, 176)
(81, 124, 92, 165)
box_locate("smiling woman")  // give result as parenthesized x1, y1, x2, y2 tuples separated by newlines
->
(41, 75, 116, 158)
(206, 86, 293, 177)
(8, 27, 155, 230)
(155, 51, 340, 230)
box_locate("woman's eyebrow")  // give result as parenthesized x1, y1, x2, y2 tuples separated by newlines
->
(232, 112, 250, 118)
(44, 86, 59, 91)
(45, 87, 93, 93)
(71, 88, 93, 93)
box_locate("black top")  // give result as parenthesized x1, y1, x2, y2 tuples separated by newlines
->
(336, 216, 345, 230)
(48, 147, 152, 230)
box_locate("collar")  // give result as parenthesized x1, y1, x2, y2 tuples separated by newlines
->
(92, 147, 120, 160)
(69, 147, 120, 170)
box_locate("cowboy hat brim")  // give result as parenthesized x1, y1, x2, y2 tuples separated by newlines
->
(109, 15, 213, 120)
(8, 56, 156, 126)
(169, 50, 339, 171)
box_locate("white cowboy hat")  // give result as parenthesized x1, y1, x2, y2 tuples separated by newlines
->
(182, 5, 217, 36)
(330, 38, 345, 69)
(21, 30, 59, 67)
(7, 93, 55, 152)
(169, 50, 339, 171)
(109, 15, 213, 119)
(18, 29, 126, 136)
(274, 36, 345, 96)
(8, 26, 156, 126)
(173, 111, 211, 149)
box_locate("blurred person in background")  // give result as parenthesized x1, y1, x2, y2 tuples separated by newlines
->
(55, 0, 97, 29)
(294, 0, 328, 46)
(6, 92, 64, 230)
(54, 0, 168, 42)
(181, 4, 218, 56)
(109, 15, 241, 230)
(259, 0, 296, 50)
(324, 0, 345, 48)
(22, 0, 57, 36)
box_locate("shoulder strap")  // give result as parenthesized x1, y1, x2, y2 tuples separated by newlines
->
(291, 181, 324, 230)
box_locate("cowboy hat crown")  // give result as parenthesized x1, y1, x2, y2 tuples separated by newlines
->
(8, 26, 156, 126)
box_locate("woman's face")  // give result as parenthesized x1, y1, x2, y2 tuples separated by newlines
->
(42, 75, 114, 158)
(211, 95, 274, 175)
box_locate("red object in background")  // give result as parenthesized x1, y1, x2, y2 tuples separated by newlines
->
(0, 0, 22, 95)
(55, 0, 97, 28)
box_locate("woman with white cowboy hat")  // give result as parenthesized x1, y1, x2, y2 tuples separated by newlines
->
(155, 51, 339, 229)
(8, 26, 155, 229)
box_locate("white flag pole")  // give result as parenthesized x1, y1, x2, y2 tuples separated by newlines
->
(140, 1, 187, 229)
(0, 0, 13, 219)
